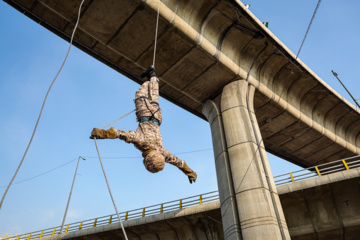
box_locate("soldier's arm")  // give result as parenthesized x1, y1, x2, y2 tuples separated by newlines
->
(161, 148, 197, 184)
(90, 127, 141, 144)
(117, 129, 141, 144)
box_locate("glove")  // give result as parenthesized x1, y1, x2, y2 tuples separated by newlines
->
(187, 171, 197, 184)
(180, 162, 197, 184)
(90, 128, 106, 139)
(90, 127, 117, 139)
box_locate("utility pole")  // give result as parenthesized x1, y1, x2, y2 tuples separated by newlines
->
(332, 70, 360, 109)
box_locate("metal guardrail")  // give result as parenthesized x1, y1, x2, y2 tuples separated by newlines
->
(4, 155, 360, 240)
(4, 191, 219, 240)
(274, 155, 360, 186)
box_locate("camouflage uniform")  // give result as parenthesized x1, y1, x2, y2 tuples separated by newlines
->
(91, 68, 197, 183)
(117, 76, 183, 169)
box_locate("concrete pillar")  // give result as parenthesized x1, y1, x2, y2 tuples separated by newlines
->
(203, 80, 290, 240)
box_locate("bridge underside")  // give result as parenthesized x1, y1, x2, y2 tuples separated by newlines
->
(5, 0, 360, 167)
(278, 168, 360, 240)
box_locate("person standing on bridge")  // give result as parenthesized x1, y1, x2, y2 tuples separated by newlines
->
(90, 66, 197, 183)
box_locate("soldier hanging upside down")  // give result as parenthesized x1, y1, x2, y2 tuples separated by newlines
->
(90, 66, 197, 183)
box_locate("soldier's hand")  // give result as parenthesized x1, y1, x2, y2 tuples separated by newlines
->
(180, 162, 197, 184)
(188, 172, 197, 184)
(90, 128, 106, 139)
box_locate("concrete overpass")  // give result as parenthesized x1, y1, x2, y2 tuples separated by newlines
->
(4, 0, 360, 239)
(11, 166, 358, 240)
(5, 0, 360, 165)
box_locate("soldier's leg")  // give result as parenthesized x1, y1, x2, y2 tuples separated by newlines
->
(135, 81, 150, 119)
(148, 76, 159, 103)
(139, 65, 158, 103)
(137, 66, 162, 124)
(135, 81, 149, 100)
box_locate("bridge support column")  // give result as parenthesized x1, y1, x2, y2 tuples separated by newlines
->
(203, 80, 290, 240)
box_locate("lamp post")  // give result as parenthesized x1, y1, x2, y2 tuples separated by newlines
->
(60, 156, 86, 234)
(332, 70, 360, 108)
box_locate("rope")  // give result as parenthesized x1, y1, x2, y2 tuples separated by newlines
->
(94, 138, 128, 240)
(278, 0, 321, 101)
(0, 148, 212, 189)
(232, 1, 322, 102)
(245, 88, 286, 239)
(234, 8, 289, 234)
(0, 158, 78, 189)
(93, 111, 135, 239)
(0, 0, 85, 211)
(60, 156, 85, 234)
(100, 109, 135, 130)
(152, 0, 161, 67)
(244, 53, 287, 238)
(296, 0, 322, 59)
(231, 3, 323, 237)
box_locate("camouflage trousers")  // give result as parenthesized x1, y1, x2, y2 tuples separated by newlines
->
(135, 76, 162, 125)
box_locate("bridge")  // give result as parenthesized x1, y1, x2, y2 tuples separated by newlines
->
(4, 157, 360, 239)
(60, 167, 360, 239)
(3, 0, 360, 239)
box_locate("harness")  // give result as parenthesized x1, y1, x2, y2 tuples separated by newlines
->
(140, 116, 160, 125)
(134, 96, 161, 126)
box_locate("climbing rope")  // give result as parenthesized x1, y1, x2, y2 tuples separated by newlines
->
(0, 158, 78, 189)
(0, 0, 85, 211)
(91, 3, 161, 234)
(100, 109, 135, 130)
(296, 0, 322, 59)
(152, 0, 161, 67)
(276, 0, 322, 101)
(277, 0, 322, 101)
(230, 3, 323, 237)
(94, 138, 128, 240)
(0, 147, 212, 190)
(91, 110, 138, 240)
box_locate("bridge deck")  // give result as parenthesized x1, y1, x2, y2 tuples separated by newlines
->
(23, 167, 359, 240)
(4, 0, 360, 167)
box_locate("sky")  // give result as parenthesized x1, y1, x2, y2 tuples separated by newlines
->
(1, 0, 360, 236)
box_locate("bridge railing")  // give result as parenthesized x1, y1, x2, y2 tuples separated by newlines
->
(4, 191, 219, 240)
(274, 155, 360, 186)
(5, 155, 360, 239)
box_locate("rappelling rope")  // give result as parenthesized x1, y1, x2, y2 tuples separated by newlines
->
(230, 2, 323, 237)
(0, 0, 85, 211)
(278, 0, 322, 101)
(92, 1, 160, 237)
(92, 111, 137, 240)
(152, 0, 161, 67)
(100, 109, 135, 130)
(296, 0, 322, 59)
(91, 1, 160, 237)
(94, 138, 128, 240)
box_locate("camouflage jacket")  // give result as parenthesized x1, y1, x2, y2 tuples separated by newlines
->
(116, 123, 184, 168)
